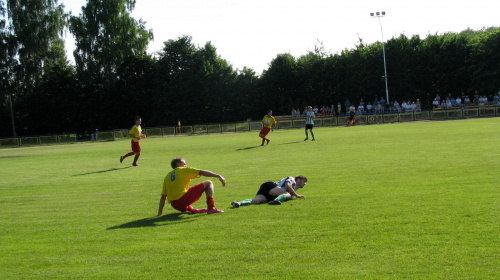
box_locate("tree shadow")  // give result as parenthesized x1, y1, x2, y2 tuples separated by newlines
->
(73, 166, 132, 176)
(107, 212, 201, 230)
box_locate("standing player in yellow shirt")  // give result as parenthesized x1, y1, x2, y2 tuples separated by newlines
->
(259, 110, 276, 146)
(156, 157, 226, 216)
(120, 116, 146, 166)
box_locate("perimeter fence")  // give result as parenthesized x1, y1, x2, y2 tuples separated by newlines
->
(2, 106, 499, 147)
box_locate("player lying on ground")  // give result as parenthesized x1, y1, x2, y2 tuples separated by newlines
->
(231, 175, 307, 208)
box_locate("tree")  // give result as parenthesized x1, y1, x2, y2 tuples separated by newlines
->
(69, 0, 153, 85)
(6, 0, 67, 89)
(0, 0, 18, 137)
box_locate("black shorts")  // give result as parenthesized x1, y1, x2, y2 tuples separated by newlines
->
(305, 124, 314, 130)
(256, 181, 278, 202)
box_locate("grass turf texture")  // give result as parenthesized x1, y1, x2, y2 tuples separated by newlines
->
(1, 118, 499, 279)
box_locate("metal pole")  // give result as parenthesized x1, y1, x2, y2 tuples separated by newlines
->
(378, 17, 390, 105)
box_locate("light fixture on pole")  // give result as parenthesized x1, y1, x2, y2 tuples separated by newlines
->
(370, 11, 389, 105)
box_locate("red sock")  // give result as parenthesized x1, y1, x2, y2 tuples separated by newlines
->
(123, 152, 135, 159)
(207, 197, 215, 210)
(133, 154, 140, 164)
(261, 138, 265, 145)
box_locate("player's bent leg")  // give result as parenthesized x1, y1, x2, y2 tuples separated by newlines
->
(200, 180, 223, 214)
(268, 186, 287, 197)
(251, 195, 268, 204)
(202, 180, 214, 197)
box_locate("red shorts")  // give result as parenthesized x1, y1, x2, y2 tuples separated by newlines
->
(131, 140, 141, 153)
(260, 127, 271, 137)
(170, 183, 205, 212)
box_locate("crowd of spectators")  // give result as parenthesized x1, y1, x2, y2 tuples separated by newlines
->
(290, 91, 500, 118)
(432, 92, 500, 109)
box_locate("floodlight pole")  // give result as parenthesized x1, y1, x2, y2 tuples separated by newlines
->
(370, 11, 390, 105)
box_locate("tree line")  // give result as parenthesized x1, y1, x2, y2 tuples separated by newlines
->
(1, 0, 499, 137)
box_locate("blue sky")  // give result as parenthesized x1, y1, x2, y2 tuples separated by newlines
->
(62, 0, 499, 73)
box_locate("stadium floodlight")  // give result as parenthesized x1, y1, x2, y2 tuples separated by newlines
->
(370, 11, 390, 105)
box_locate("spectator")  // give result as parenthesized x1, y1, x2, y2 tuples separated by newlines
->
(366, 102, 373, 112)
(432, 98, 439, 109)
(320, 106, 327, 115)
(344, 99, 351, 115)
(474, 91, 480, 105)
(337, 102, 342, 115)
(394, 100, 401, 113)
(410, 102, 417, 112)
(464, 96, 471, 107)
(313, 106, 319, 114)
(380, 97, 386, 108)
(402, 101, 409, 111)
(455, 97, 462, 107)
(435, 94, 441, 103)
(357, 103, 365, 114)
(416, 99, 422, 112)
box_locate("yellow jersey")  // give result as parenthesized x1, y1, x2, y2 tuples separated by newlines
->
(262, 115, 276, 128)
(129, 125, 142, 142)
(162, 167, 201, 203)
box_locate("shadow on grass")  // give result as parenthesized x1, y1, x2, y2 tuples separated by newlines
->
(0, 155, 25, 159)
(236, 146, 261, 151)
(280, 141, 303, 145)
(107, 212, 200, 230)
(73, 166, 132, 176)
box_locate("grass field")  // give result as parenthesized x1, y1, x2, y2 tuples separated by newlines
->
(1, 118, 499, 279)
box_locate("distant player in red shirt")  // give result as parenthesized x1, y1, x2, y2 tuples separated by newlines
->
(120, 116, 146, 166)
(259, 110, 276, 146)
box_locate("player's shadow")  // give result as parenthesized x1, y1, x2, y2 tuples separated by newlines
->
(236, 146, 260, 151)
(107, 212, 199, 230)
(280, 141, 303, 145)
(73, 166, 132, 176)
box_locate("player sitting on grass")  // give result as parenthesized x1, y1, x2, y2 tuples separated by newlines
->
(156, 157, 226, 216)
(231, 176, 307, 208)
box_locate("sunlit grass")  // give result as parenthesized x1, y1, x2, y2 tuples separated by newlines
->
(1, 118, 499, 279)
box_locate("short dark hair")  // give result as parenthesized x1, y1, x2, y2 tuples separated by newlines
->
(171, 157, 184, 169)
(134, 116, 141, 121)
(295, 175, 307, 182)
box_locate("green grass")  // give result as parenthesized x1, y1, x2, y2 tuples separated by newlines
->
(1, 118, 499, 279)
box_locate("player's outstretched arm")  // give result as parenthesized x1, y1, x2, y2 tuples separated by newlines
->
(199, 170, 226, 187)
(156, 194, 167, 217)
(285, 182, 305, 199)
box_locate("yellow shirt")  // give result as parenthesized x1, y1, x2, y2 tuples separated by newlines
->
(262, 115, 276, 128)
(162, 167, 201, 203)
(129, 125, 142, 142)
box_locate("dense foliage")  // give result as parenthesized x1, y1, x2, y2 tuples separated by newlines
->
(1, 0, 499, 137)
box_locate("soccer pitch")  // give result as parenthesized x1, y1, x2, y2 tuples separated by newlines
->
(1, 118, 499, 279)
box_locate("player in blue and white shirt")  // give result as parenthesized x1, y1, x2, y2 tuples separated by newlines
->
(230, 175, 307, 208)
(304, 106, 315, 141)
